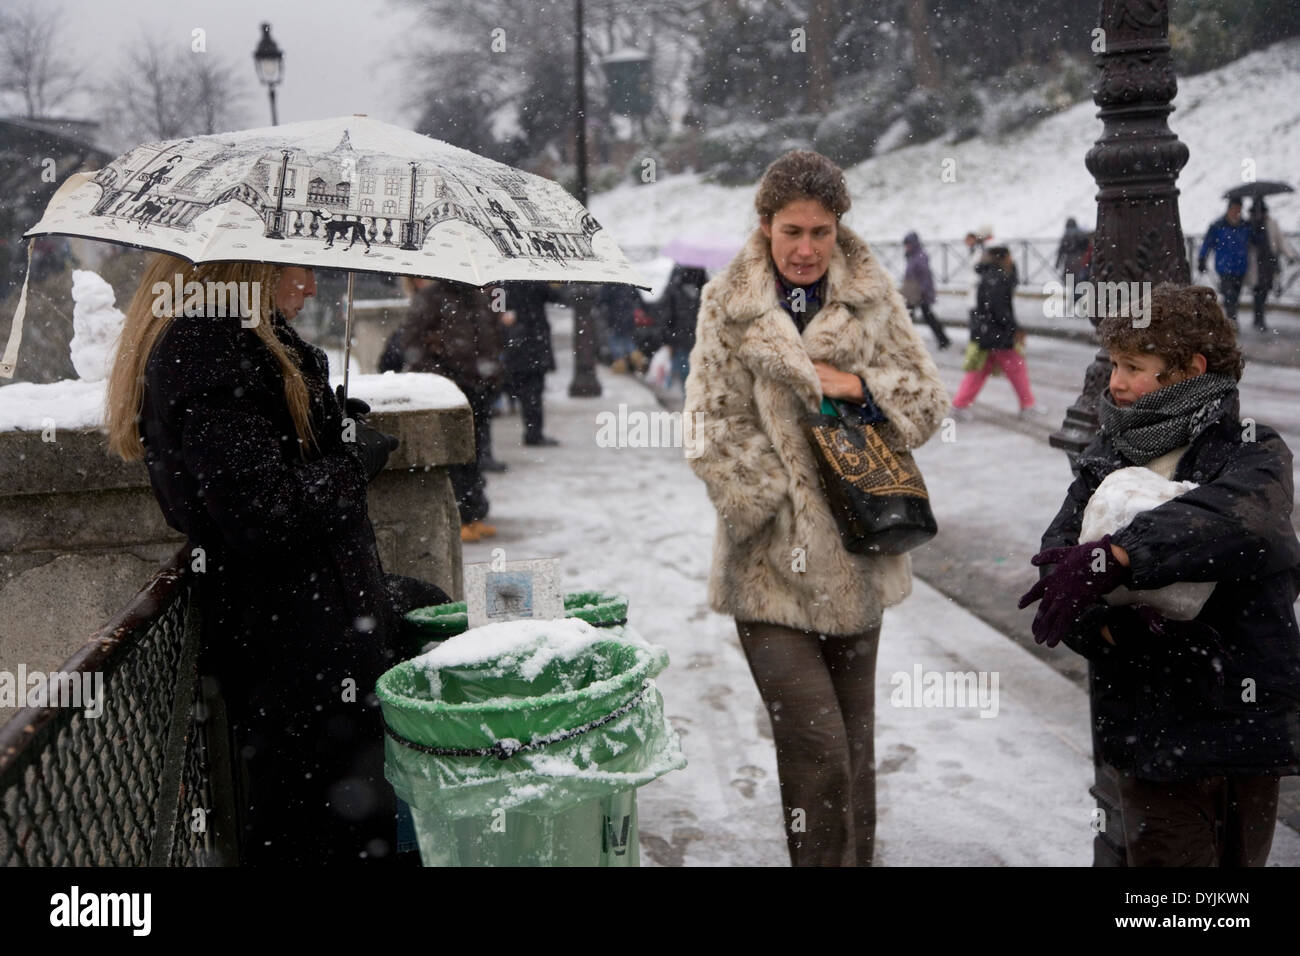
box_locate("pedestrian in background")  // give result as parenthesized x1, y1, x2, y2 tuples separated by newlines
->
(1197, 198, 1251, 326)
(659, 263, 707, 390)
(951, 245, 1045, 418)
(901, 231, 950, 350)
(396, 277, 503, 541)
(497, 280, 562, 447)
(1245, 198, 1298, 332)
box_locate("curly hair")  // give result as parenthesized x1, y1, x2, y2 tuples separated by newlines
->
(754, 150, 851, 222)
(1097, 282, 1244, 381)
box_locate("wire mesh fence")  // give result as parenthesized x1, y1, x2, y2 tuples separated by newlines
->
(0, 550, 230, 866)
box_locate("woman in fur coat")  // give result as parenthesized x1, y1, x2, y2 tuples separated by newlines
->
(683, 150, 949, 866)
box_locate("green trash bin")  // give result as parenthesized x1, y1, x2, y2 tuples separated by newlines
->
(377, 617, 685, 866)
(402, 591, 630, 651)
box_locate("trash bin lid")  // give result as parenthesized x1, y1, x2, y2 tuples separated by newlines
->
(377, 617, 666, 753)
(403, 590, 629, 641)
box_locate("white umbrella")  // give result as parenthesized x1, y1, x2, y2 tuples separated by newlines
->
(5, 115, 647, 390)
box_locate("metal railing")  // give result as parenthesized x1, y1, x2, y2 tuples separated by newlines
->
(870, 234, 1300, 306)
(0, 549, 234, 866)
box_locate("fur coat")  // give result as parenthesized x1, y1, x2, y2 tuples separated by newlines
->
(684, 224, 949, 636)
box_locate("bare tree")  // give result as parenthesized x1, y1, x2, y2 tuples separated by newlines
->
(907, 0, 942, 90)
(806, 0, 834, 113)
(102, 33, 248, 147)
(0, 0, 82, 118)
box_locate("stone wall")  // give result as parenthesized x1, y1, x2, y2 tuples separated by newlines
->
(0, 402, 473, 688)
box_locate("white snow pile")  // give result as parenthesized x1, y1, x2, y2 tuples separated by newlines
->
(329, 370, 468, 412)
(414, 616, 611, 700)
(1080, 466, 1216, 620)
(0, 379, 106, 432)
(69, 270, 125, 382)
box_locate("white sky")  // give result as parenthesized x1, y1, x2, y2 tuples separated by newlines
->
(28, 0, 434, 130)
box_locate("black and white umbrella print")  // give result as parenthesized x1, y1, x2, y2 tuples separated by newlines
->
(4, 115, 648, 379)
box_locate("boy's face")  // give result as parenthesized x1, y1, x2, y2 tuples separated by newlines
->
(1107, 350, 1200, 406)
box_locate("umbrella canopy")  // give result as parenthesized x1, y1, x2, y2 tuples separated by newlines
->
(4, 114, 647, 378)
(1222, 181, 1294, 201)
(658, 236, 744, 272)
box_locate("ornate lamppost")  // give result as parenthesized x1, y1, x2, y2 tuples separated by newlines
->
(253, 23, 284, 127)
(568, 0, 601, 397)
(1054, 0, 1191, 866)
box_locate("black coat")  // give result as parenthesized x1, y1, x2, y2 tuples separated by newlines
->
(497, 281, 558, 378)
(970, 261, 1018, 350)
(659, 266, 707, 351)
(1040, 393, 1300, 780)
(140, 311, 402, 864)
(397, 281, 502, 393)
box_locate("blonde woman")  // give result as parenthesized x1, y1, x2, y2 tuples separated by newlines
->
(106, 253, 444, 865)
(684, 151, 948, 866)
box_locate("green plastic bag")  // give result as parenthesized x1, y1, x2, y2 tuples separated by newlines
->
(402, 591, 629, 647)
(377, 618, 685, 866)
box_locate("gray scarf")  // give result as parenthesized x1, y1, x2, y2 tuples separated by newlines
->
(1098, 373, 1237, 464)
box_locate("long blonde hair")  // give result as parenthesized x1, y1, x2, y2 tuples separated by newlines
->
(105, 253, 317, 461)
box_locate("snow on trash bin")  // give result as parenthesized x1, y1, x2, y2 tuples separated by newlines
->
(376, 616, 686, 866)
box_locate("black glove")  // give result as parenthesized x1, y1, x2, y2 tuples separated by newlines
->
(335, 384, 371, 421)
(348, 420, 399, 481)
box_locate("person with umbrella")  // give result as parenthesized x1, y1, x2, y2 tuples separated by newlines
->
(1198, 197, 1254, 327)
(105, 254, 448, 865)
(1246, 198, 1298, 332)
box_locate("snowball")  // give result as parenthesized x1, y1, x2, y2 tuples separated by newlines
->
(1080, 466, 1215, 620)
(69, 270, 125, 382)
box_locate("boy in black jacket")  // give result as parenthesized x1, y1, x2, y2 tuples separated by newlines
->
(1019, 283, 1300, 866)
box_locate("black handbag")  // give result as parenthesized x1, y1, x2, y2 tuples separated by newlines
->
(801, 399, 938, 555)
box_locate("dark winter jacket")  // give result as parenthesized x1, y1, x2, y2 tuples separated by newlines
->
(397, 281, 502, 392)
(1055, 224, 1091, 276)
(1198, 216, 1252, 277)
(139, 310, 424, 864)
(660, 265, 707, 351)
(901, 234, 936, 306)
(970, 257, 1018, 350)
(1040, 392, 1300, 780)
(497, 281, 558, 379)
(596, 282, 641, 338)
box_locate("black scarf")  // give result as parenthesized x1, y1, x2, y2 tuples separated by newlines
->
(1098, 373, 1237, 465)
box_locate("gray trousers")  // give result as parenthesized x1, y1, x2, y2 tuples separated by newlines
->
(736, 618, 882, 867)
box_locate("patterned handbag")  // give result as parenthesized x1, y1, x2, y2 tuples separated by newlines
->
(801, 398, 938, 555)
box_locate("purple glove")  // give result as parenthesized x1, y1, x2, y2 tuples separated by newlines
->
(1017, 535, 1131, 647)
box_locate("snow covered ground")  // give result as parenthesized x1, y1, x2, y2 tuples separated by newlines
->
(460, 309, 1300, 866)
(593, 38, 1300, 252)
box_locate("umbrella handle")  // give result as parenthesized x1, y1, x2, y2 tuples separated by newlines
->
(0, 241, 34, 379)
(342, 271, 356, 400)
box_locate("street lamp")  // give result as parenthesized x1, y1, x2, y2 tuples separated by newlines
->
(1058, 0, 1190, 868)
(568, 0, 601, 397)
(253, 23, 284, 127)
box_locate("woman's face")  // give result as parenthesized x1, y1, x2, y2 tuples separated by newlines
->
(761, 198, 837, 285)
(275, 266, 316, 320)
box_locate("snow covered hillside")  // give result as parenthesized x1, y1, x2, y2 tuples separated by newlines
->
(593, 38, 1300, 251)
